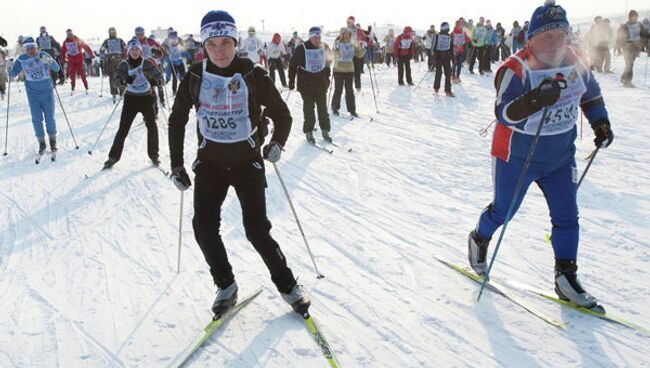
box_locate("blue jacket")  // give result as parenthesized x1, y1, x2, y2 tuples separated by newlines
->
(491, 47, 608, 172)
(487, 29, 498, 46)
(10, 51, 60, 95)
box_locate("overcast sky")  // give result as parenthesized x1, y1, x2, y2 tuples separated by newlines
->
(1, 0, 648, 45)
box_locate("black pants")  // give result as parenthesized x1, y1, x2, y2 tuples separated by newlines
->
(479, 46, 491, 72)
(434, 56, 452, 93)
(192, 157, 296, 293)
(268, 57, 287, 86)
(353, 56, 364, 89)
(108, 93, 159, 161)
(385, 52, 395, 66)
(300, 91, 330, 133)
(331, 72, 355, 114)
(171, 62, 186, 95)
(466, 46, 475, 71)
(397, 55, 413, 84)
(427, 48, 435, 70)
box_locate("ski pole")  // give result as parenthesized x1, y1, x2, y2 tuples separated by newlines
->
(99, 63, 104, 98)
(413, 70, 430, 91)
(577, 147, 599, 189)
(644, 54, 648, 87)
(3, 79, 9, 156)
(273, 162, 324, 279)
(285, 89, 292, 104)
(177, 190, 184, 273)
(477, 105, 551, 302)
(478, 119, 496, 138)
(88, 89, 125, 154)
(53, 85, 80, 149)
(367, 62, 379, 113)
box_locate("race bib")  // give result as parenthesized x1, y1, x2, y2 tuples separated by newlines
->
(140, 42, 152, 58)
(267, 44, 282, 59)
(126, 60, 151, 94)
(38, 36, 52, 50)
(436, 35, 451, 51)
(339, 43, 354, 62)
(474, 28, 486, 40)
(304, 47, 326, 73)
(66, 42, 80, 56)
(400, 39, 412, 49)
(20, 56, 50, 82)
(107, 39, 122, 54)
(453, 33, 465, 46)
(197, 71, 253, 143)
(521, 64, 587, 136)
(628, 23, 641, 41)
(169, 45, 182, 62)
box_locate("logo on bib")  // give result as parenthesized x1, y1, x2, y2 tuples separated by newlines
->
(228, 79, 241, 94)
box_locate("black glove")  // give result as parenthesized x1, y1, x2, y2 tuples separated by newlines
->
(288, 81, 295, 90)
(523, 77, 565, 113)
(593, 119, 614, 148)
(150, 78, 161, 87)
(262, 141, 282, 163)
(125, 75, 135, 84)
(171, 166, 191, 191)
(85, 57, 92, 65)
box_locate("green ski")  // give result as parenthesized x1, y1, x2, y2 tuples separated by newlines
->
(169, 287, 264, 368)
(302, 312, 339, 367)
(435, 255, 566, 329)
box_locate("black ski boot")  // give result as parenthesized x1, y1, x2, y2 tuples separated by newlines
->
(151, 156, 161, 167)
(212, 282, 238, 318)
(306, 132, 315, 143)
(468, 230, 490, 275)
(322, 130, 332, 142)
(37, 137, 47, 155)
(49, 135, 58, 153)
(554, 259, 603, 312)
(103, 158, 117, 170)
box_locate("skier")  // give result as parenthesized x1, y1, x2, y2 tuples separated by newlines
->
(103, 39, 163, 169)
(486, 20, 498, 67)
(267, 33, 288, 87)
(286, 31, 303, 59)
(185, 34, 199, 63)
(511, 21, 523, 54)
(168, 10, 310, 316)
(99, 27, 127, 103)
(468, 0, 614, 309)
(394, 26, 416, 86)
(59, 29, 94, 93)
(37, 26, 65, 85)
(239, 27, 264, 64)
(289, 26, 332, 142)
(164, 31, 190, 95)
(424, 25, 437, 71)
(470, 17, 488, 75)
(433, 22, 454, 97)
(346, 16, 367, 91)
(383, 29, 396, 67)
(615, 10, 650, 88)
(8, 37, 61, 155)
(451, 20, 470, 84)
(134, 27, 166, 108)
(0, 46, 7, 100)
(331, 27, 363, 117)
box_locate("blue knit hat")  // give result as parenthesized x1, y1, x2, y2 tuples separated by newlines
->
(135, 26, 145, 36)
(126, 38, 142, 52)
(527, 0, 569, 40)
(200, 10, 238, 44)
(22, 36, 37, 49)
(309, 26, 321, 38)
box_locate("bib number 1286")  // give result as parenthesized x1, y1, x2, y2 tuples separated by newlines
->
(202, 116, 236, 129)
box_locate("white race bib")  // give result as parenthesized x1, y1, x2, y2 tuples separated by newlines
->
(339, 43, 354, 62)
(400, 39, 412, 49)
(197, 71, 253, 143)
(436, 35, 451, 51)
(66, 41, 80, 56)
(107, 39, 122, 54)
(453, 33, 465, 46)
(520, 64, 587, 136)
(38, 36, 52, 50)
(20, 56, 50, 82)
(126, 60, 151, 94)
(304, 47, 326, 73)
(140, 41, 152, 59)
(628, 23, 641, 41)
(267, 43, 282, 59)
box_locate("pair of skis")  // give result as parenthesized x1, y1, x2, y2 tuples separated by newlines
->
(436, 256, 650, 337)
(169, 288, 339, 368)
(35, 150, 57, 164)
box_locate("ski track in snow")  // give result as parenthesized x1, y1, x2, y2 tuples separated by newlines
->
(1, 53, 650, 367)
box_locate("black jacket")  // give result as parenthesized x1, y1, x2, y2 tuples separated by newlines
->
(168, 57, 292, 169)
(288, 40, 331, 95)
(112, 57, 164, 96)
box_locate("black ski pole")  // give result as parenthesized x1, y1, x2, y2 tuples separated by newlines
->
(578, 147, 600, 189)
(3, 79, 9, 156)
(177, 190, 184, 273)
(273, 162, 324, 279)
(88, 89, 125, 154)
(53, 85, 80, 149)
(413, 70, 430, 91)
(366, 61, 379, 113)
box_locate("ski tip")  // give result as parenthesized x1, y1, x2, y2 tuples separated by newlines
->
(87, 151, 93, 155)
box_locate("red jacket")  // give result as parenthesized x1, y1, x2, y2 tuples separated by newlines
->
(451, 22, 471, 56)
(60, 36, 93, 64)
(393, 27, 415, 57)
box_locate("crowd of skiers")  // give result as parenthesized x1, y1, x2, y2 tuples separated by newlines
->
(0, 1, 647, 318)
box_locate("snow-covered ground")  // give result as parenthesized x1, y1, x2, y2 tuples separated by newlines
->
(1, 53, 649, 367)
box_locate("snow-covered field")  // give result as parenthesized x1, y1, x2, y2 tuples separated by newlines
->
(1, 53, 649, 367)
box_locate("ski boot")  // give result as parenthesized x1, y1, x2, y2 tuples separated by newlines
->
(350, 112, 359, 118)
(38, 136, 47, 155)
(332, 110, 340, 116)
(212, 282, 238, 318)
(282, 283, 311, 316)
(103, 158, 117, 170)
(468, 230, 490, 275)
(322, 130, 332, 143)
(306, 131, 315, 144)
(554, 259, 603, 312)
(445, 91, 456, 98)
(151, 156, 161, 167)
